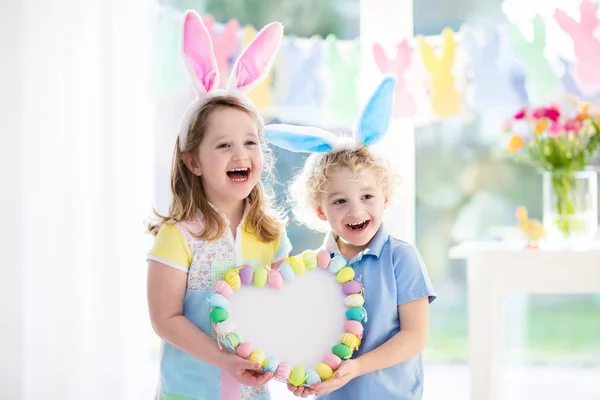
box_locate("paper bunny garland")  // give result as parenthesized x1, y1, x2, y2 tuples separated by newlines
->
(264, 76, 397, 154)
(178, 11, 283, 150)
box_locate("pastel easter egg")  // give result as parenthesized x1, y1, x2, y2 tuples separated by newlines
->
(236, 342, 253, 358)
(249, 348, 266, 364)
(279, 262, 295, 280)
(253, 268, 268, 288)
(210, 307, 228, 323)
(208, 293, 228, 309)
(344, 320, 363, 337)
(268, 269, 283, 289)
(215, 320, 236, 335)
(261, 356, 280, 373)
(214, 281, 233, 299)
(336, 266, 355, 283)
(346, 307, 367, 322)
(342, 280, 362, 295)
(275, 362, 292, 380)
(316, 363, 334, 381)
(288, 366, 307, 386)
(288, 256, 306, 276)
(339, 332, 360, 350)
(302, 249, 318, 270)
(239, 265, 254, 285)
(344, 293, 365, 308)
(224, 332, 242, 352)
(332, 343, 353, 360)
(323, 353, 342, 370)
(305, 369, 321, 385)
(224, 270, 241, 290)
(328, 254, 346, 274)
(317, 249, 331, 269)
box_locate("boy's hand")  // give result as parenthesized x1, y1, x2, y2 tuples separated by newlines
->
(221, 352, 273, 387)
(286, 383, 316, 398)
(310, 359, 360, 395)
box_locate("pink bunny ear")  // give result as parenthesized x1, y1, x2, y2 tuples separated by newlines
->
(580, 0, 599, 31)
(228, 22, 283, 92)
(373, 43, 389, 73)
(203, 16, 240, 89)
(181, 11, 219, 94)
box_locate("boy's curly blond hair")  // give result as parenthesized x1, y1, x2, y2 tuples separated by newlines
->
(289, 145, 401, 232)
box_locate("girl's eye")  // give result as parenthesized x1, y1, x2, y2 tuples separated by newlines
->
(333, 199, 346, 205)
(217, 143, 229, 149)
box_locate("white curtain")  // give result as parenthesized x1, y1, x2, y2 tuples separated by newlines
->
(1, 0, 158, 398)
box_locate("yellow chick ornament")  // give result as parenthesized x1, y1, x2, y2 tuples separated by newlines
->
(515, 206, 545, 249)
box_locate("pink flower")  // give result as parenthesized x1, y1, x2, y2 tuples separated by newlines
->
(513, 107, 527, 120)
(501, 119, 512, 131)
(532, 105, 560, 122)
(564, 118, 583, 133)
(548, 121, 563, 137)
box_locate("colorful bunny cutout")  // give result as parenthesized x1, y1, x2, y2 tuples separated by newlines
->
(554, 0, 600, 91)
(326, 35, 362, 124)
(264, 76, 397, 154)
(419, 28, 462, 117)
(373, 40, 416, 118)
(178, 10, 283, 150)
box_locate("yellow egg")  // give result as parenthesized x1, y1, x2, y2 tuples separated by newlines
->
(336, 266, 355, 283)
(344, 293, 365, 308)
(250, 348, 265, 364)
(316, 363, 334, 381)
(339, 333, 360, 350)
(302, 249, 318, 270)
(224, 270, 241, 290)
(287, 256, 306, 276)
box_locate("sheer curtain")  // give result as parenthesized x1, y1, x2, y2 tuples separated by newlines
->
(1, 0, 158, 398)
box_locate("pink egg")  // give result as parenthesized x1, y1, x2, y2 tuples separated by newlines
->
(214, 281, 233, 299)
(239, 265, 254, 285)
(323, 353, 342, 370)
(268, 269, 283, 289)
(236, 342, 253, 358)
(342, 280, 362, 295)
(317, 249, 331, 269)
(275, 362, 292, 380)
(344, 321, 364, 337)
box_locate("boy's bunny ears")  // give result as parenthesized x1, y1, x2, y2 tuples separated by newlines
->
(264, 76, 397, 153)
(178, 11, 283, 150)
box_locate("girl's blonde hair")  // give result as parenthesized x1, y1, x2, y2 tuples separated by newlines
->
(290, 145, 400, 232)
(148, 95, 284, 242)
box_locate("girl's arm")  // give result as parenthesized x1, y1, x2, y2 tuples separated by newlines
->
(147, 260, 225, 365)
(355, 297, 429, 375)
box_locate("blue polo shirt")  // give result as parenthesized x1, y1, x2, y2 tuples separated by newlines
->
(318, 225, 436, 400)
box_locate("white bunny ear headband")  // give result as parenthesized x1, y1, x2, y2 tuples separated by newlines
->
(264, 76, 397, 154)
(178, 11, 283, 150)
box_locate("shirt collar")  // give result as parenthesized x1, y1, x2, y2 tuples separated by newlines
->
(322, 224, 389, 260)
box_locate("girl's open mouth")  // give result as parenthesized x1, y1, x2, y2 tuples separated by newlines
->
(226, 168, 250, 182)
(346, 220, 370, 231)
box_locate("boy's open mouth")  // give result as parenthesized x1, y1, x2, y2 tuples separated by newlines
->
(346, 220, 370, 231)
(226, 168, 250, 182)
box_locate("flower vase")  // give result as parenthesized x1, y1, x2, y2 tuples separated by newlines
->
(542, 169, 598, 243)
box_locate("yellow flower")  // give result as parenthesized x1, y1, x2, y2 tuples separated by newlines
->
(534, 119, 548, 135)
(579, 101, 591, 113)
(508, 135, 524, 153)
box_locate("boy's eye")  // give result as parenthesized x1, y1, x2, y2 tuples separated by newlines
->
(245, 140, 258, 146)
(333, 199, 346, 205)
(362, 194, 374, 200)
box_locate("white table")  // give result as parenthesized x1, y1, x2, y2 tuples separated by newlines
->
(448, 241, 600, 400)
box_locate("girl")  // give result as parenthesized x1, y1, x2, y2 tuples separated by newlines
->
(264, 76, 437, 400)
(146, 11, 290, 400)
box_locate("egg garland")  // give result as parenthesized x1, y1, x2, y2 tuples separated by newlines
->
(209, 249, 367, 387)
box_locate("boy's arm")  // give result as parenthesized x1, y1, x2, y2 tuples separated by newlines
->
(355, 297, 429, 375)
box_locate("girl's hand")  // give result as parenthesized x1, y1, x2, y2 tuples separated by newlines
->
(286, 383, 316, 398)
(220, 352, 274, 387)
(310, 359, 360, 395)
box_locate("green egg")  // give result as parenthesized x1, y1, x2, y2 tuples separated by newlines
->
(345, 307, 366, 322)
(210, 307, 228, 323)
(302, 249, 317, 270)
(289, 366, 307, 386)
(253, 268, 268, 287)
(332, 343, 353, 360)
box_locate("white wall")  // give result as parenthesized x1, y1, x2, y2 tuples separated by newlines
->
(0, 1, 23, 398)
